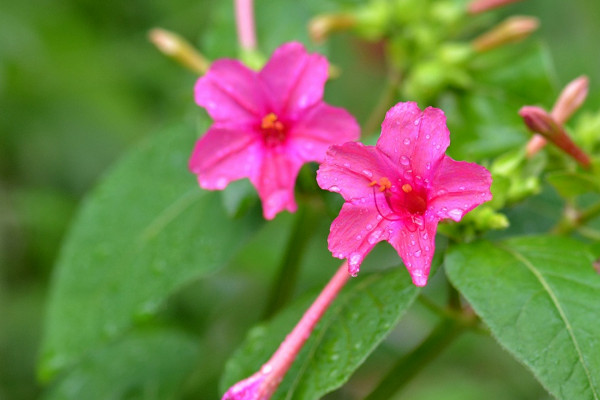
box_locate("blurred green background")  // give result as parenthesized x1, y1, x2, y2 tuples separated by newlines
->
(1, 0, 599, 399)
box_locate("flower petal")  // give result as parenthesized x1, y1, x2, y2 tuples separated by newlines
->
(428, 155, 493, 222)
(389, 220, 438, 287)
(251, 147, 302, 220)
(289, 103, 360, 163)
(259, 42, 328, 117)
(195, 59, 267, 123)
(317, 142, 393, 203)
(377, 102, 450, 179)
(327, 203, 392, 275)
(189, 126, 261, 190)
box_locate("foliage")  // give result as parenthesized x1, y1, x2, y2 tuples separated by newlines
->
(2, 0, 600, 399)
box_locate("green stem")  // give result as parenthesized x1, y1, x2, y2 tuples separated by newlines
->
(362, 67, 402, 138)
(553, 200, 600, 235)
(364, 316, 471, 400)
(262, 204, 317, 319)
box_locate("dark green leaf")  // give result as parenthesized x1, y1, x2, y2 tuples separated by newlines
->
(39, 125, 261, 381)
(221, 267, 420, 399)
(43, 329, 199, 400)
(446, 236, 600, 400)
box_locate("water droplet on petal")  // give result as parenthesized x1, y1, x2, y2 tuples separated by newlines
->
(400, 156, 410, 166)
(414, 118, 421, 125)
(448, 209, 463, 219)
(343, 162, 350, 168)
(261, 364, 273, 374)
(349, 253, 362, 267)
(355, 234, 362, 241)
(376, 214, 383, 221)
(368, 229, 383, 244)
(329, 185, 340, 193)
(426, 162, 431, 170)
(459, 186, 465, 191)
(215, 177, 228, 189)
(403, 170, 413, 180)
(425, 134, 431, 140)
(414, 249, 422, 257)
(422, 231, 428, 240)
(403, 138, 411, 145)
(366, 224, 373, 231)
(362, 169, 373, 178)
(435, 144, 441, 150)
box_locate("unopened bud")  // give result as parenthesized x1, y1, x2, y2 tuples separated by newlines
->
(551, 75, 589, 124)
(472, 16, 539, 52)
(467, 0, 524, 14)
(149, 28, 210, 75)
(308, 14, 356, 44)
(519, 106, 591, 168)
(527, 76, 589, 156)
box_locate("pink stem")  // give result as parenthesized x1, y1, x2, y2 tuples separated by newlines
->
(235, 0, 257, 51)
(222, 262, 351, 399)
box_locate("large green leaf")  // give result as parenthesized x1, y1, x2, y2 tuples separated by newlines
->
(39, 125, 261, 381)
(446, 236, 600, 400)
(43, 329, 199, 400)
(221, 266, 420, 399)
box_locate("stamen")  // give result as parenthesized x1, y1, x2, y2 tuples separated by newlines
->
(261, 112, 286, 145)
(371, 186, 402, 222)
(261, 113, 280, 130)
(402, 183, 413, 193)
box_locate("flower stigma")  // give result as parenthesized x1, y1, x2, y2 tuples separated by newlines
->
(261, 112, 286, 146)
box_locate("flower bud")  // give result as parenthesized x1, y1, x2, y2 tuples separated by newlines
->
(149, 28, 210, 74)
(308, 13, 356, 44)
(551, 75, 589, 125)
(519, 106, 591, 168)
(472, 16, 539, 52)
(467, 0, 524, 14)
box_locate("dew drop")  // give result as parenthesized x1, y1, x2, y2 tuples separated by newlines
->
(376, 214, 383, 221)
(355, 234, 363, 241)
(343, 162, 350, 168)
(400, 156, 410, 166)
(349, 253, 362, 266)
(261, 364, 273, 374)
(368, 229, 382, 244)
(448, 209, 463, 219)
(425, 162, 431, 170)
(435, 144, 441, 150)
(329, 185, 341, 193)
(422, 231, 428, 240)
(215, 177, 228, 189)
(403, 170, 413, 180)
(366, 223, 373, 231)
(458, 186, 465, 191)
(414, 118, 421, 125)
(362, 169, 373, 178)
(425, 134, 431, 140)
(414, 249, 422, 257)
(403, 138, 411, 145)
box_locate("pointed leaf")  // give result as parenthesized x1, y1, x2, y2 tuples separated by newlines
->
(40, 125, 261, 381)
(445, 236, 600, 400)
(43, 329, 199, 400)
(221, 267, 420, 399)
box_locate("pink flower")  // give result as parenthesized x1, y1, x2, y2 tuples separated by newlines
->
(317, 102, 492, 286)
(189, 42, 360, 219)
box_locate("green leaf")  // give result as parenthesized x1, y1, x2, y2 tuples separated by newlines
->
(43, 329, 199, 400)
(444, 42, 557, 160)
(445, 236, 600, 400)
(39, 125, 261, 381)
(546, 170, 600, 198)
(221, 267, 420, 399)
